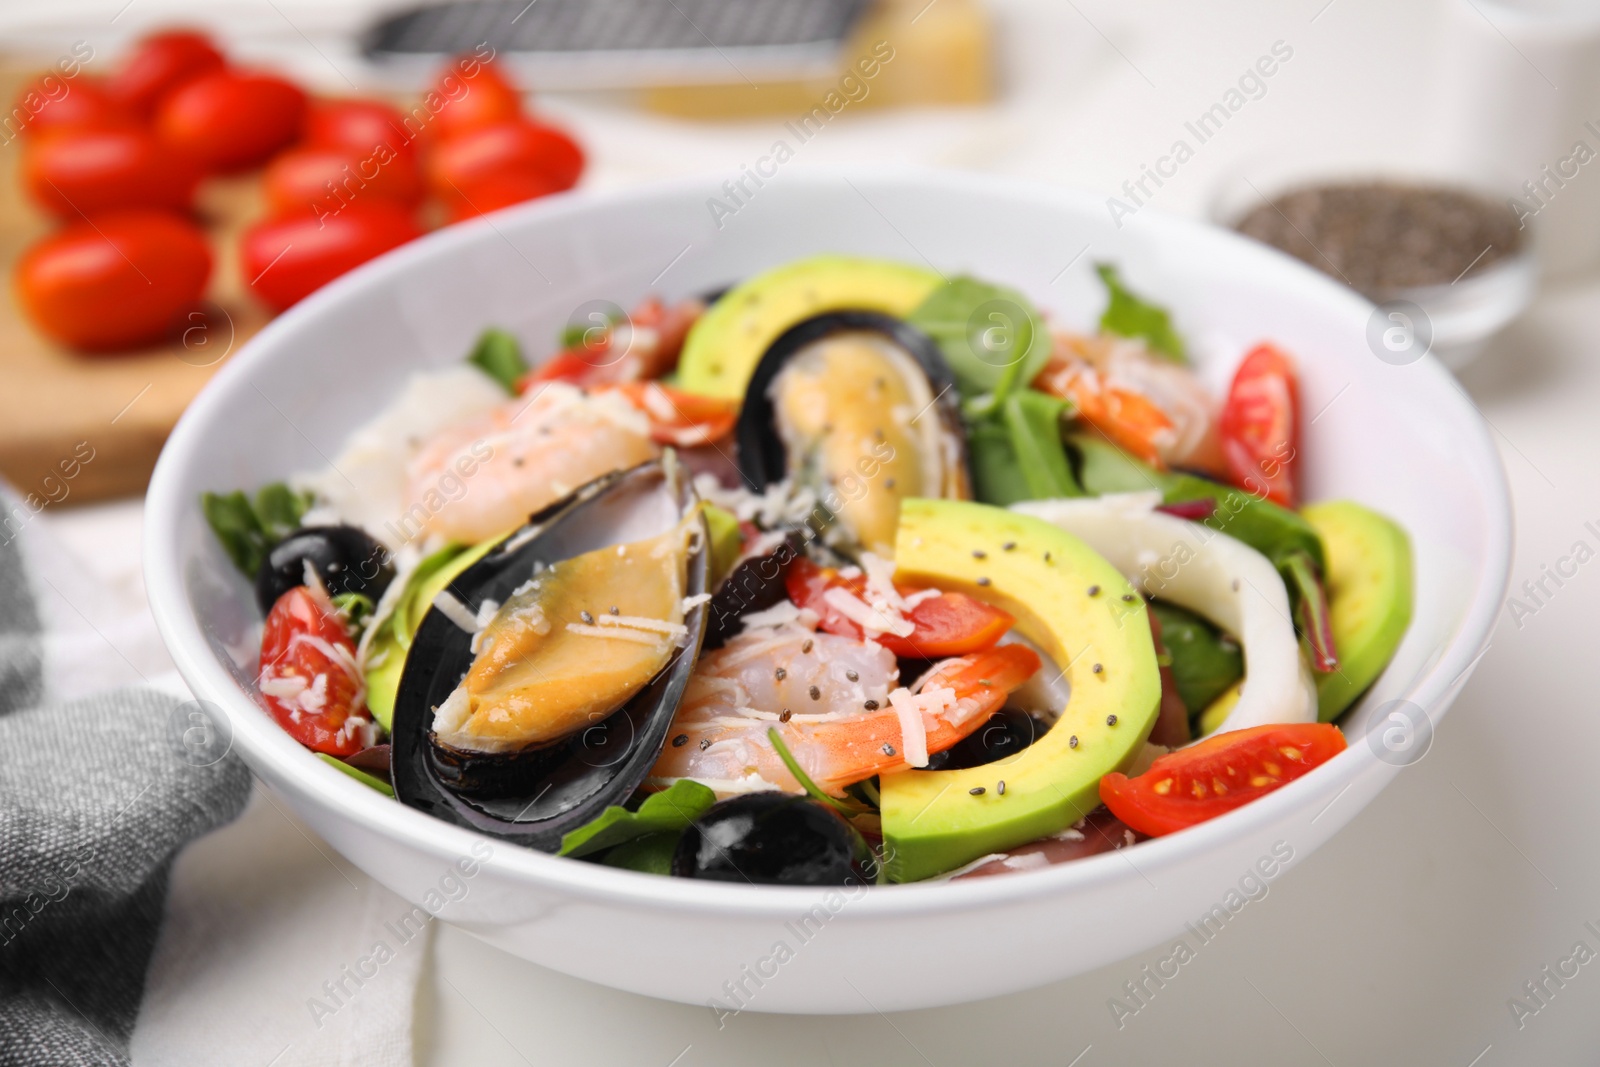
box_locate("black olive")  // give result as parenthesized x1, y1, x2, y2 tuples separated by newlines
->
(925, 708, 1050, 771)
(671, 793, 873, 887)
(255, 525, 395, 613)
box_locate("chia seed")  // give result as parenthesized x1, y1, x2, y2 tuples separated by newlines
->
(1234, 181, 1523, 298)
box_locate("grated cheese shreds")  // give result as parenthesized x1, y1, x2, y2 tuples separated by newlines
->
(902, 588, 942, 610)
(681, 592, 713, 611)
(433, 591, 479, 633)
(737, 600, 804, 631)
(822, 586, 914, 638)
(565, 622, 663, 644)
(259, 675, 307, 699)
(859, 552, 910, 615)
(595, 613, 688, 637)
(887, 687, 929, 768)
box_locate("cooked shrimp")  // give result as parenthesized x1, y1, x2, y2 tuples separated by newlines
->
(1034, 332, 1224, 472)
(650, 621, 1041, 794)
(402, 381, 659, 544)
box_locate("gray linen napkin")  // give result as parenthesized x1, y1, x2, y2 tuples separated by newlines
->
(0, 501, 251, 1067)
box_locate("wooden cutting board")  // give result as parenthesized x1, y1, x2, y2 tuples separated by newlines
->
(0, 60, 274, 506)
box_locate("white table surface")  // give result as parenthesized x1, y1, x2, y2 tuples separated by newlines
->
(35, 0, 1600, 1061)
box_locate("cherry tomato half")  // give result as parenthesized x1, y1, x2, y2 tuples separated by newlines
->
(785, 557, 1016, 659)
(1220, 343, 1301, 508)
(241, 202, 422, 312)
(258, 586, 370, 756)
(590, 382, 737, 447)
(106, 29, 226, 117)
(304, 98, 417, 161)
(426, 118, 584, 203)
(1099, 722, 1346, 837)
(15, 209, 211, 351)
(156, 69, 306, 173)
(429, 56, 523, 141)
(9, 75, 131, 138)
(23, 126, 201, 218)
(262, 143, 423, 218)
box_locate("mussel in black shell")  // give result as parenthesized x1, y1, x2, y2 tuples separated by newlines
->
(735, 311, 970, 558)
(390, 459, 710, 851)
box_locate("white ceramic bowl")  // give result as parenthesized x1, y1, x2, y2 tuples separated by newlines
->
(144, 169, 1511, 1014)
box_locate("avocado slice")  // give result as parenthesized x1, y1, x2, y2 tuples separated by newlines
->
(879, 499, 1162, 882)
(1303, 501, 1413, 722)
(364, 539, 496, 729)
(676, 255, 941, 399)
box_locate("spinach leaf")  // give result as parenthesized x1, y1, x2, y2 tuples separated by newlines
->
(907, 276, 1051, 405)
(1149, 601, 1243, 716)
(467, 328, 528, 393)
(1095, 263, 1185, 362)
(558, 779, 717, 858)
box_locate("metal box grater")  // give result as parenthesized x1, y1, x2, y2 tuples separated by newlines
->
(362, 0, 874, 89)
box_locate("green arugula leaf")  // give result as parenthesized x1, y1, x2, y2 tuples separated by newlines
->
(201, 481, 311, 578)
(907, 276, 1052, 405)
(467, 328, 529, 393)
(558, 779, 717, 858)
(1096, 263, 1186, 362)
(201, 490, 265, 575)
(600, 832, 680, 875)
(316, 753, 395, 797)
(1001, 390, 1081, 500)
(254, 482, 311, 540)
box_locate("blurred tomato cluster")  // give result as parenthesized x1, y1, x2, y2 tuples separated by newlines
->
(11, 30, 585, 352)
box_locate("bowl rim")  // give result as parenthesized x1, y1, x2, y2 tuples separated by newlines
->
(144, 166, 1513, 917)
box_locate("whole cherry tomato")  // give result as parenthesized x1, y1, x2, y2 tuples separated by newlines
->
(304, 98, 417, 161)
(23, 126, 201, 218)
(439, 167, 566, 221)
(426, 118, 583, 202)
(106, 29, 226, 116)
(241, 202, 422, 311)
(15, 209, 211, 351)
(8, 75, 130, 138)
(429, 55, 522, 141)
(156, 69, 306, 173)
(263, 143, 423, 218)
(257, 586, 371, 756)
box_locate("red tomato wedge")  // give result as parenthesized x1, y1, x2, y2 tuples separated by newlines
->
(1220, 343, 1300, 508)
(1099, 722, 1346, 837)
(517, 297, 702, 388)
(594, 382, 737, 447)
(258, 586, 370, 756)
(785, 557, 1015, 659)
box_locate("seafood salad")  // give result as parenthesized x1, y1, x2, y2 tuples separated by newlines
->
(203, 255, 1413, 886)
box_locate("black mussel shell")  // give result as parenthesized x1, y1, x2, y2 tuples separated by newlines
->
(256, 524, 394, 613)
(734, 310, 968, 496)
(671, 792, 874, 886)
(703, 531, 804, 649)
(390, 460, 710, 852)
